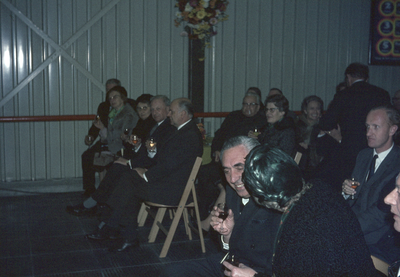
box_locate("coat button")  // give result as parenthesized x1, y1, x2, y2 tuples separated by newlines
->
(251, 244, 255, 249)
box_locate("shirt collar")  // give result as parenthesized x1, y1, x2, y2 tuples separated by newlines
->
(177, 119, 191, 130)
(157, 119, 165, 126)
(374, 143, 393, 162)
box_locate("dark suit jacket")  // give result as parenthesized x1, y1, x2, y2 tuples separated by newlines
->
(317, 81, 390, 187)
(129, 118, 176, 168)
(349, 145, 400, 245)
(212, 110, 266, 155)
(226, 186, 281, 275)
(145, 119, 203, 205)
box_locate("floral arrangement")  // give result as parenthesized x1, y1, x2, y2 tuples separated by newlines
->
(196, 123, 207, 140)
(174, 0, 229, 59)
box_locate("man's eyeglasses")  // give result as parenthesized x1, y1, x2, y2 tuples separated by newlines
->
(137, 106, 149, 110)
(242, 103, 259, 107)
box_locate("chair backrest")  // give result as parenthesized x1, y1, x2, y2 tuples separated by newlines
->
(294, 151, 302, 165)
(143, 156, 205, 258)
(371, 255, 389, 276)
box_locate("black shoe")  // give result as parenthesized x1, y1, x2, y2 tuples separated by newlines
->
(66, 203, 97, 217)
(85, 227, 109, 241)
(85, 225, 119, 241)
(109, 239, 139, 252)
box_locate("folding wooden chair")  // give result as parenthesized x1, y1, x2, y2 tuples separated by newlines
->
(371, 255, 389, 276)
(138, 157, 205, 258)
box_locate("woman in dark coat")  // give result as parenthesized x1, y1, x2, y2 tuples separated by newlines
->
(255, 94, 296, 156)
(295, 95, 324, 179)
(240, 145, 379, 276)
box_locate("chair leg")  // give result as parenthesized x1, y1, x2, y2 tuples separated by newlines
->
(182, 208, 192, 240)
(138, 203, 148, 226)
(148, 207, 167, 243)
(159, 205, 185, 258)
(192, 187, 206, 254)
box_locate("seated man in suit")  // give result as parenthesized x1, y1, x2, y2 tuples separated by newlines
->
(85, 98, 203, 252)
(163, 136, 281, 277)
(342, 105, 400, 264)
(318, 63, 390, 191)
(66, 95, 175, 216)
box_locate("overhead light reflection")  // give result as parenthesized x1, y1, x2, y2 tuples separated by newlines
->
(18, 46, 25, 70)
(4, 47, 11, 70)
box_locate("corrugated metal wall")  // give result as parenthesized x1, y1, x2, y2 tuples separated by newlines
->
(1, 0, 400, 182)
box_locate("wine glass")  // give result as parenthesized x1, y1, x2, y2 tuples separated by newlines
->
(87, 135, 94, 147)
(124, 128, 129, 135)
(132, 135, 138, 145)
(350, 177, 360, 200)
(148, 137, 156, 152)
(253, 127, 260, 137)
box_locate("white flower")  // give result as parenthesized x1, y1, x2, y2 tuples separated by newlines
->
(176, 11, 182, 18)
(185, 3, 193, 12)
(209, 18, 218, 25)
(180, 31, 189, 37)
(187, 23, 200, 29)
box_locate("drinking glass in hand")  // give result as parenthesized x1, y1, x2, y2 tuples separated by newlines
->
(217, 203, 229, 221)
(131, 135, 138, 145)
(350, 177, 359, 200)
(148, 137, 156, 152)
(253, 127, 260, 137)
(86, 135, 94, 147)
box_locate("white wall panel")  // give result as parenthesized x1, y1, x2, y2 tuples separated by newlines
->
(1, 0, 400, 182)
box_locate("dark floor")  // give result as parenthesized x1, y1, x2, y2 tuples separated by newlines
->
(0, 191, 219, 277)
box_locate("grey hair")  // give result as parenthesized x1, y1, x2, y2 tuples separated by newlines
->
(220, 136, 260, 161)
(244, 91, 261, 105)
(150, 95, 171, 107)
(176, 98, 195, 119)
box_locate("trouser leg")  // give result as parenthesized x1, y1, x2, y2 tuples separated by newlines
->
(81, 142, 102, 190)
(91, 163, 131, 204)
(105, 170, 148, 241)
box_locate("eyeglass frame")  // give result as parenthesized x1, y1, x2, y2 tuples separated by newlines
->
(265, 107, 279, 113)
(242, 102, 259, 107)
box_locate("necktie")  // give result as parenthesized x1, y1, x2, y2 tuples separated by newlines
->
(149, 124, 158, 136)
(367, 155, 378, 181)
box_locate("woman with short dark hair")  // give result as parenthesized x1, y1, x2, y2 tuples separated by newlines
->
(256, 94, 296, 156)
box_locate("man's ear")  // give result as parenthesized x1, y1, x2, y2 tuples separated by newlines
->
(389, 124, 398, 136)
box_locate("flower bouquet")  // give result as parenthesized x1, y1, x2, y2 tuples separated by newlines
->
(174, 0, 229, 60)
(196, 122, 207, 141)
